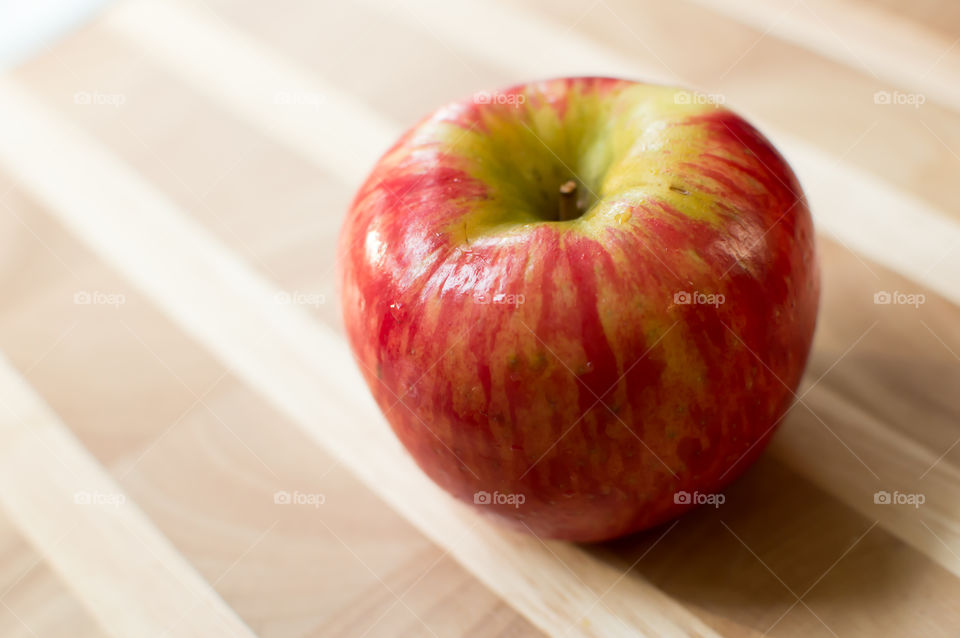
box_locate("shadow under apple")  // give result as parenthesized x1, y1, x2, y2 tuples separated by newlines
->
(579, 453, 923, 636)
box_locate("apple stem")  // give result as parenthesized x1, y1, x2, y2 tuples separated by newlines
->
(558, 180, 578, 221)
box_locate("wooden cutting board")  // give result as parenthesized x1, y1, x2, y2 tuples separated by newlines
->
(0, 0, 958, 636)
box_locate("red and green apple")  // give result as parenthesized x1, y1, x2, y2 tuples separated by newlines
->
(339, 77, 819, 542)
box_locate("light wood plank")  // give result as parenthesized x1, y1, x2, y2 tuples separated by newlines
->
(101, 0, 396, 186)
(0, 353, 257, 638)
(685, 0, 960, 112)
(0, 517, 106, 638)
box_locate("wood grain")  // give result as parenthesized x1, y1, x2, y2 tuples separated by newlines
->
(686, 0, 960, 112)
(1, 0, 959, 635)
(0, 351, 257, 638)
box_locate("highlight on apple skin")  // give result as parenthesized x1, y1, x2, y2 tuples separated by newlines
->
(338, 77, 819, 542)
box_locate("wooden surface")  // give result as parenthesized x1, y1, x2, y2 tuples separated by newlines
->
(0, 0, 958, 636)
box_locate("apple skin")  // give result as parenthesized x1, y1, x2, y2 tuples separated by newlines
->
(339, 77, 819, 542)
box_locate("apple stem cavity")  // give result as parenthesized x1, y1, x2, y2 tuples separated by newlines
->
(558, 180, 579, 222)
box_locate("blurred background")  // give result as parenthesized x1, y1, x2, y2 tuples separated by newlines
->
(0, 0, 959, 636)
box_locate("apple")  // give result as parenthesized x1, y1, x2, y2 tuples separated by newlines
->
(339, 77, 819, 542)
